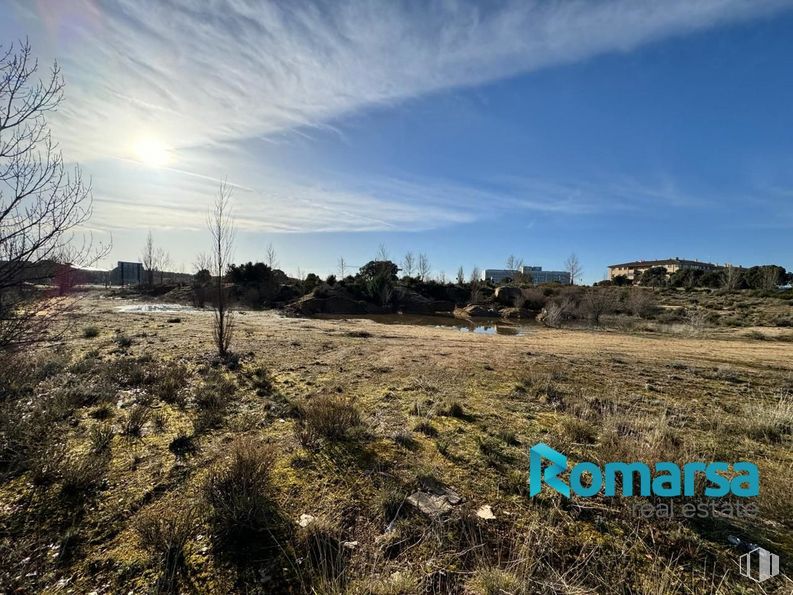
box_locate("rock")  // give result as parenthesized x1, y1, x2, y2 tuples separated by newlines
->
(297, 514, 316, 528)
(454, 304, 499, 318)
(342, 540, 359, 550)
(476, 505, 496, 520)
(499, 307, 531, 319)
(407, 477, 464, 516)
(494, 286, 523, 306)
(407, 491, 453, 516)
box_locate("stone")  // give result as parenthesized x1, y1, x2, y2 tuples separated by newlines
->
(476, 505, 496, 520)
(407, 491, 453, 516)
(494, 286, 523, 306)
(454, 304, 499, 318)
(297, 514, 316, 528)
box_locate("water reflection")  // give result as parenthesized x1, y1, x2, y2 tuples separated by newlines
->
(314, 313, 534, 336)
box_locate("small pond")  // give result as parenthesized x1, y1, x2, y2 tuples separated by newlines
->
(313, 313, 538, 336)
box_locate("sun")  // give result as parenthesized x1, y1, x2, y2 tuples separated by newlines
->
(132, 136, 172, 167)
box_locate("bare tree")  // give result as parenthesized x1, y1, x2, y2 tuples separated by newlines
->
(761, 266, 781, 290)
(505, 254, 523, 273)
(565, 253, 582, 285)
(580, 288, 615, 326)
(156, 247, 170, 285)
(208, 181, 235, 357)
(469, 267, 482, 303)
(417, 253, 431, 281)
(722, 265, 742, 291)
(456, 266, 465, 285)
(376, 243, 389, 261)
(402, 251, 415, 278)
(141, 230, 156, 286)
(337, 256, 348, 278)
(1, 41, 107, 350)
(265, 242, 278, 269)
(437, 271, 447, 284)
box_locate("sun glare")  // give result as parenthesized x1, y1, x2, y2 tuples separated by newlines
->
(132, 136, 172, 167)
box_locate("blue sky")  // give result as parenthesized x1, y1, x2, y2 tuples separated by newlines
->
(4, 0, 793, 282)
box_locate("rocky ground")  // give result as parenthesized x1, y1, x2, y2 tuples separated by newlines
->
(1, 291, 791, 593)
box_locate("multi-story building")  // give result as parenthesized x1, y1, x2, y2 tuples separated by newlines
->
(522, 266, 571, 285)
(483, 266, 571, 285)
(607, 258, 717, 281)
(483, 269, 519, 284)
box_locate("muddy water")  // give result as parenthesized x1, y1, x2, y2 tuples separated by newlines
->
(313, 313, 539, 336)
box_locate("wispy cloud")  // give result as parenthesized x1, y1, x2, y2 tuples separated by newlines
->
(12, 0, 788, 160)
(8, 0, 792, 236)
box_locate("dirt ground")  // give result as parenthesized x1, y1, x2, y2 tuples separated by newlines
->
(2, 291, 792, 593)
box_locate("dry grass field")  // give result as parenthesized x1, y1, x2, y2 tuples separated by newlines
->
(1, 291, 791, 593)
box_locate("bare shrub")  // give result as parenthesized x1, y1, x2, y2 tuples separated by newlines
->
(466, 568, 523, 595)
(204, 438, 277, 549)
(135, 504, 196, 593)
(150, 364, 190, 406)
(193, 372, 235, 432)
(300, 394, 362, 441)
(414, 420, 438, 437)
(627, 289, 657, 319)
(741, 392, 792, 443)
(579, 288, 615, 326)
(59, 453, 105, 500)
(88, 423, 114, 453)
(439, 400, 467, 419)
(123, 404, 150, 436)
(685, 307, 708, 334)
(297, 516, 347, 590)
(559, 416, 597, 444)
(82, 326, 100, 338)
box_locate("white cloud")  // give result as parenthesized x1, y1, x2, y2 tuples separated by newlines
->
(7, 0, 791, 234)
(11, 0, 789, 161)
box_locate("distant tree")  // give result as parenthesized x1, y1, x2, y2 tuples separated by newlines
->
(325, 274, 337, 286)
(638, 266, 668, 287)
(565, 253, 582, 285)
(376, 243, 390, 261)
(437, 271, 447, 284)
(303, 273, 321, 294)
(761, 265, 783, 290)
(207, 181, 235, 357)
(469, 267, 482, 303)
(1, 40, 107, 349)
(580, 289, 616, 325)
(505, 254, 523, 272)
(358, 260, 397, 307)
(722, 265, 743, 291)
(141, 230, 156, 286)
(456, 266, 465, 285)
(611, 274, 631, 287)
(192, 268, 211, 307)
(265, 242, 278, 269)
(417, 253, 431, 281)
(337, 256, 348, 278)
(156, 248, 170, 284)
(358, 260, 398, 283)
(402, 252, 415, 278)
